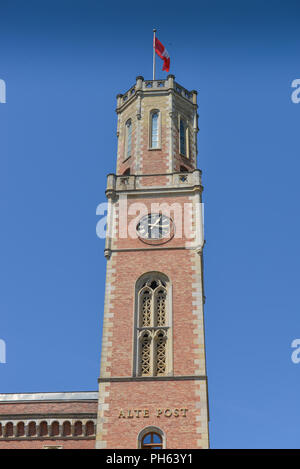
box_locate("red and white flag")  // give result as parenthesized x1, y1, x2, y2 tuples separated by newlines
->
(154, 37, 170, 73)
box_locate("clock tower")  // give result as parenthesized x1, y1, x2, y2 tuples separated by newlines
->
(96, 75, 209, 449)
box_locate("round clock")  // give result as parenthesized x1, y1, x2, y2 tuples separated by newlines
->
(136, 213, 174, 244)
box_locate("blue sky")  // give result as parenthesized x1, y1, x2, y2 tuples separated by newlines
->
(1, 0, 300, 449)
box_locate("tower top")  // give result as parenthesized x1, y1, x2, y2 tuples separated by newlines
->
(115, 74, 199, 177)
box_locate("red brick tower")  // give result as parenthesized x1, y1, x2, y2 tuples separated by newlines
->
(96, 75, 209, 449)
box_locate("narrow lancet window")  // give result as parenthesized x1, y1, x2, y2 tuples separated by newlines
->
(126, 119, 132, 158)
(151, 112, 159, 148)
(180, 119, 186, 156)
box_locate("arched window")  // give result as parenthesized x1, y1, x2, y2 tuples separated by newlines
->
(150, 111, 160, 149)
(138, 427, 165, 449)
(74, 421, 82, 436)
(85, 421, 95, 436)
(5, 422, 13, 437)
(62, 421, 71, 437)
(125, 119, 132, 159)
(28, 421, 36, 436)
(51, 421, 59, 437)
(16, 422, 25, 437)
(135, 273, 172, 377)
(40, 421, 48, 437)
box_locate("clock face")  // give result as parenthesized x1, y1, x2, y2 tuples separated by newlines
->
(136, 213, 172, 241)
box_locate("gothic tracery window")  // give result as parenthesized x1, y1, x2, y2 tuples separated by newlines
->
(135, 274, 171, 377)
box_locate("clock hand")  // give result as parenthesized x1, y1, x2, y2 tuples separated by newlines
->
(149, 224, 169, 230)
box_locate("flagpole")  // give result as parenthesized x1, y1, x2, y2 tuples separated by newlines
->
(153, 28, 156, 80)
